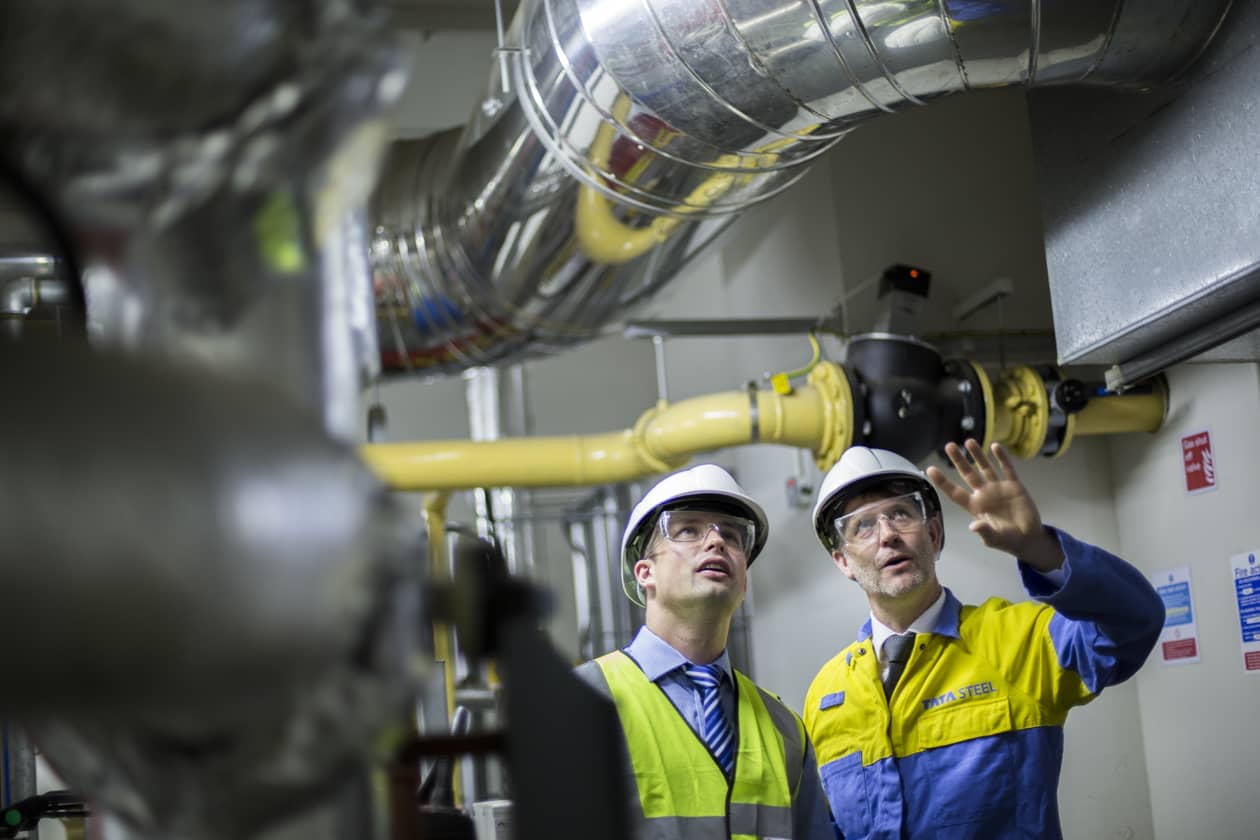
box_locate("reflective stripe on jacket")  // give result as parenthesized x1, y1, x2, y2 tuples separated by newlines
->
(804, 528, 1163, 840)
(590, 650, 806, 840)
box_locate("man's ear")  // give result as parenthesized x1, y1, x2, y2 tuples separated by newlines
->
(832, 548, 857, 581)
(634, 556, 655, 596)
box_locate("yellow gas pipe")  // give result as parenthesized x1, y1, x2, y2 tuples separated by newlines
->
(362, 363, 1165, 491)
(989, 367, 1166, 459)
(362, 362, 854, 490)
(420, 491, 462, 805)
(1072, 380, 1166, 435)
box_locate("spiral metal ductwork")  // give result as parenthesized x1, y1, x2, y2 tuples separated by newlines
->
(371, 0, 1232, 376)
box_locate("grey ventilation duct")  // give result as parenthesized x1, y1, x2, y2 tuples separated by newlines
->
(1029, 0, 1260, 390)
(371, 0, 1234, 376)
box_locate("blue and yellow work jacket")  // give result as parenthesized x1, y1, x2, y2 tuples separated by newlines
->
(805, 528, 1163, 840)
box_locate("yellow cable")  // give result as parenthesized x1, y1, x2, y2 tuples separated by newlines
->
(770, 332, 822, 395)
(574, 96, 783, 265)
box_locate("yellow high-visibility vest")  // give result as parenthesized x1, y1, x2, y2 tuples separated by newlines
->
(593, 651, 803, 840)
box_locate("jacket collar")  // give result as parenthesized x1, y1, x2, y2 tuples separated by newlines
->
(855, 587, 963, 643)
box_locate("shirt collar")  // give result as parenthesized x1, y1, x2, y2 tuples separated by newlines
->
(625, 625, 734, 684)
(864, 587, 962, 658)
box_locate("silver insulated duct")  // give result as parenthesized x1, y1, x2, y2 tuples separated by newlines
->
(371, 0, 1232, 376)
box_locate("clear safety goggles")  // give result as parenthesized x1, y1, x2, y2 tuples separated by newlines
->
(833, 491, 927, 546)
(656, 509, 756, 554)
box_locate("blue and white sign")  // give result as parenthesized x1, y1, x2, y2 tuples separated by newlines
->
(1229, 551, 1260, 674)
(1153, 566, 1200, 665)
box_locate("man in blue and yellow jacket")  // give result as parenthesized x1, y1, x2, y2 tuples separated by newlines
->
(805, 439, 1163, 840)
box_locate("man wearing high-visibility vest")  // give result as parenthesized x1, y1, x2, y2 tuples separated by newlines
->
(577, 464, 837, 839)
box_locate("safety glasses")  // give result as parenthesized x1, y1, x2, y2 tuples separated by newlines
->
(656, 509, 756, 554)
(833, 491, 927, 546)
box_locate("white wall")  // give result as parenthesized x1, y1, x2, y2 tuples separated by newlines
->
(1110, 363, 1260, 840)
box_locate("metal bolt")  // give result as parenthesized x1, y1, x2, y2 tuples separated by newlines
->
(958, 380, 972, 394)
(961, 416, 976, 431)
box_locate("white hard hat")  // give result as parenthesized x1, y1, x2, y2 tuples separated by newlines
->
(620, 464, 769, 607)
(811, 446, 942, 552)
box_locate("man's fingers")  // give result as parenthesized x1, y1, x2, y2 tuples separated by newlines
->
(943, 441, 984, 490)
(926, 464, 972, 509)
(964, 438, 999, 482)
(969, 519, 998, 546)
(991, 442, 1020, 483)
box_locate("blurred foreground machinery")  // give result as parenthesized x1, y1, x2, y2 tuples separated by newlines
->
(0, 0, 630, 837)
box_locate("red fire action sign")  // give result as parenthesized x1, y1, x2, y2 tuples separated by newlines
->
(1163, 638, 1198, 661)
(1181, 431, 1216, 494)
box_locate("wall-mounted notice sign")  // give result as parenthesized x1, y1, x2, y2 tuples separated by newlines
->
(1153, 565, 1200, 665)
(1181, 430, 1217, 495)
(1230, 551, 1260, 674)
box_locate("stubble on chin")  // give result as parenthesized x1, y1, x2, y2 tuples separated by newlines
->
(855, 562, 928, 600)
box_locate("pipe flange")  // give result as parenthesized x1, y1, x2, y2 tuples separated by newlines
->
(1039, 366, 1073, 459)
(943, 359, 994, 449)
(807, 361, 855, 471)
(998, 365, 1050, 459)
(1054, 413, 1079, 459)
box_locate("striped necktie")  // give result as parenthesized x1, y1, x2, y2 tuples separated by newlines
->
(683, 663, 735, 775)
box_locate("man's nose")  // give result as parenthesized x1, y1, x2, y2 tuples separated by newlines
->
(876, 515, 902, 543)
(702, 523, 728, 548)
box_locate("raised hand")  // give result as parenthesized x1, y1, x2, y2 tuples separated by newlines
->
(924, 439, 1064, 572)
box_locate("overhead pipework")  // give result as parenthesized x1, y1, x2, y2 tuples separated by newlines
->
(360, 334, 1166, 492)
(370, 0, 1232, 377)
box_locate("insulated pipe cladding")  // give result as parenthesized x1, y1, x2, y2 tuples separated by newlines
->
(370, 0, 1232, 376)
(360, 335, 1166, 492)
